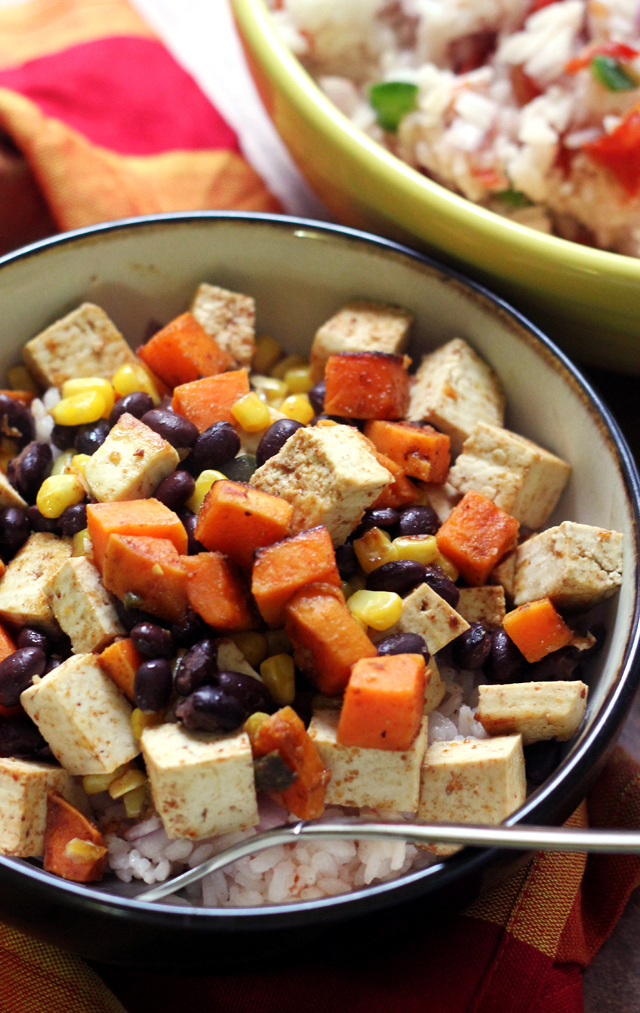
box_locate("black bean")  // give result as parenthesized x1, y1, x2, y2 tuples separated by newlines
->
(177, 509, 206, 555)
(141, 409, 198, 449)
(359, 507, 400, 533)
(27, 505, 60, 534)
(524, 740, 563, 787)
(187, 422, 241, 475)
(397, 505, 440, 537)
(422, 564, 460, 609)
(376, 632, 430, 663)
(486, 628, 526, 683)
(0, 647, 47, 707)
(528, 646, 580, 682)
(17, 628, 51, 655)
(175, 637, 218, 696)
(7, 440, 52, 503)
(0, 506, 30, 555)
(256, 419, 304, 468)
(0, 715, 46, 757)
(74, 420, 110, 455)
(114, 596, 162, 633)
(130, 622, 174, 659)
(154, 470, 195, 512)
(221, 455, 257, 483)
(109, 391, 155, 426)
(366, 559, 427, 596)
(308, 381, 325, 415)
(51, 423, 78, 451)
(175, 685, 247, 732)
(335, 540, 357, 580)
(0, 394, 35, 450)
(43, 656, 63, 675)
(217, 670, 274, 713)
(170, 609, 207, 648)
(452, 622, 492, 670)
(59, 503, 87, 537)
(134, 658, 173, 712)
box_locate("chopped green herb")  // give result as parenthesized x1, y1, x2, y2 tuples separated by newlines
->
(369, 81, 419, 133)
(495, 189, 534, 209)
(591, 55, 638, 92)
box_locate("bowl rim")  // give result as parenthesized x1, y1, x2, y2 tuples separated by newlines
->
(0, 209, 638, 931)
(230, 0, 640, 290)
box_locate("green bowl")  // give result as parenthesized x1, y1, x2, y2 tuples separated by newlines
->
(231, 0, 640, 375)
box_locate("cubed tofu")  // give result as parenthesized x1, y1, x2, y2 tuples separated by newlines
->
(384, 582, 469, 655)
(456, 586, 506, 630)
(0, 470, 27, 511)
(513, 521, 623, 610)
(308, 710, 428, 812)
(309, 300, 413, 382)
(215, 638, 262, 681)
(22, 303, 136, 389)
(21, 654, 139, 775)
(424, 662, 446, 714)
(447, 423, 571, 530)
(417, 735, 526, 855)
(84, 412, 179, 502)
(0, 532, 71, 634)
(420, 481, 458, 524)
(0, 757, 88, 857)
(407, 338, 505, 456)
(490, 550, 517, 600)
(46, 556, 125, 654)
(476, 680, 588, 744)
(141, 723, 259, 840)
(189, 283, 256, 368)
(250, 424, 392, 546)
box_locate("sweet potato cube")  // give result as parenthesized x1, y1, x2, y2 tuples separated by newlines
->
(43, 791, 107, 882)
(102, 534, 188, 622)
(0, 619, 16, 663)
(98, 638, 142, 702)
(171, 369, 250, 432)
(323, 352, 410, 419)
(436, 490, 519, 586)
(284, 583, 377, 696)
(365, 420, 450, 483)
(183, 552, 255, 631)
(137, 312, 233, 388)
(195, 480, 292, 569)
(253, 706, 331, 819)
(337, 654, 426, 751)
(251, 525, 341, 628)
(86, 498, 188, 574)
(503, 598, 574, 664)
(370, 450, 420, 509)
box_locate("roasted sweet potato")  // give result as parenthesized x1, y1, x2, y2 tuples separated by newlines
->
(370, 450, 420, 509)
(137, 312, 233, 388)
(183, 552, 255, 631)
(435, 490, 519, 586)
(251, 525, 341, 628)
(171, 369, 250, 432)
(43, 791, 107, 882)
(337, 654, 426, 751)
(503, 598, 574, 663)
(195, 480, 292, 569)
(102, 534, 188, 622)
(323, 352, 410, 419)
(0, 619, 16, 663)
(98, 638, 142, 702)
(87, 498, 188, 573)
(252, 706, 331, 819)
(365, 420, 450, 483)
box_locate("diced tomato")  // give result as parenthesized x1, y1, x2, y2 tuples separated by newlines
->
(511, 64, 542, 106)
(583, 105, 640, 197)
(527, 0, 559, 13)
(470, 165, 506, 190)
(565, 41, 640, 75)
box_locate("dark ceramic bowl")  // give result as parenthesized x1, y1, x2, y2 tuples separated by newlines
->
(0, 212, 637, 968)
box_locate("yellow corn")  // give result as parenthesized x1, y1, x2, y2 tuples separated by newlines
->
(232, 391, 271, 432)
(281, 393, 314, 425)
(243, 711, 270, 746)
(347, 589, 403, 630)
(50, 450, 75, 477)
(251, 374, 289, 405)
(62, 376, 115, 417)
(260, 653, 296, 705)
(252, 335, 282, 375)
(108, 767, 147, 799)
(284, 365, 313, 393)
(112, 362, 161, 404)
(436, 551, 459, 582)
(71, 453, 91, 479)
(130, 708, 164, 739)
(72, 528, 92, 557)
(36, 474, 85, 518)
(51, 389, 107, 426)
(230, 631, 268, 669)
(265, 628, 292, 656)
(64, 838, 107, 862)
(82, 768, 124, 795)
(123, 784, 147, 819)
(393, 534, 440, 565)
(271, 353, 307, 380)
(353, 527, 398, 573)
(186, 469, 226, 513)
(7, 365, 38, 393)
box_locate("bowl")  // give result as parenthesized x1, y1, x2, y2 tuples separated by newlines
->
(230, 0, 640, 376)
(0, 211, 637, 968)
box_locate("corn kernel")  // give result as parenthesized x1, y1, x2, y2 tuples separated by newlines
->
(108, 768, 147, 799)
(281, 393, 314, 425)
(131, 708, 164, 739)
(265, 628, 292, 656)
(7, 365, 38, 393)
(64, 838, 107, 862)
(232, 391, 271, 432)
(260, 653, 296, 705)
(82, 768, 124, 795)
(72, 528, 92, 557)
(271, 353, 307, 379)
(243, 711, 270, 745)
(393, 534, 440, 565)
(436, 551, 459, 582)
(353, 527, 398, 573)
(347, 589, 403, 630)
(36, 474, 85, 518)
(230, 631, 268, 669)
(284, 366, 313, 393)
(186, 469, 226, 513)
(71, 453, 91, 479)
(51, 389, 108, 426)
(252, 335, 282, 375)
(50, 450, 75, 477)
(62, 376, 115, 418)
(123, 784, 147, 819)
(112, 362, 161, 404)
(251, 374, 289, 405)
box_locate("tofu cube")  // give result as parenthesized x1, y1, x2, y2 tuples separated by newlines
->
(384, 582, 469, 655)
(308, 710, 428, 812)
(417, 735, 526, 854)
(84, 412, 179, 502)
(215, 638, 262, 681)
(424, 662, 446, 714)
(456, 586, 506, 630)
(407, 338, 505, 456)
(250, 423, 392, 546)
(47, 556, 125, 654)
(513, 521, 623, 610)
(310, 300, 413, 382)
(0, 532, 71, 634)
(190, 283, 256, 367)
(21, 654, 139, 775)
(0, 470, 27, 511)
(476, 680, 588, 744)
(141, 723, 259, 839)
(22, 303, 136, 389)
(447, 423, 571, 530)
(490, 550, 517, 600)
(0, 757, 88, 857)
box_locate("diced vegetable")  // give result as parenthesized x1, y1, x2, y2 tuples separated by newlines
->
(0, 620, 16, 663)
(98, 638, 142, 702)
(183, 551, 255, 631)
(251, 525, 341, 627)
(86, 498, 188, 573)
(194, 479, 292, 569)
(252, 705, 331, 819)
(369, 81, 419, 132)
(43, 791, 107, 882)
(583, 105, 640, 197)
(171, 369, 250, 432)
(435, 489, 519, 585)
(137, 312, 233, 388)
(370, 450, 420, 508)
(323, 352, 410, 419)
(590, 55, 637, 92)
(102, 534, 188, 622)
(337, 653, 426, 750)
(502, 597, 574, 663)
(365, 420, 450, 483)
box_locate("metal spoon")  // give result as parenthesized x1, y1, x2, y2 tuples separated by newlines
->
(141, 819, 640, 902)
